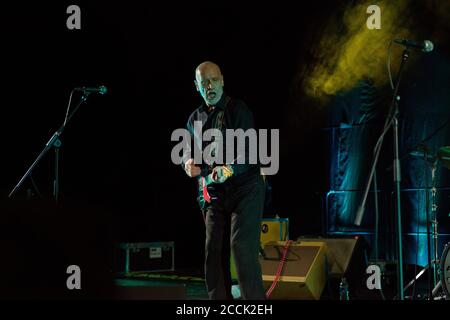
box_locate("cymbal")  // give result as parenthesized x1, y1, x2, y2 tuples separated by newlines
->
(409, 150, 436, 161)
(438, 146, 450, 169)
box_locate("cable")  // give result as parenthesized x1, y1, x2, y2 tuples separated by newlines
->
(30, 174, 44, 199)
(63, 89, 76, 128)
(376, 39, 396, 175)
(265, 240, 292, 299)
(371, 40, 396, 158)
(387, 40, 395, 91)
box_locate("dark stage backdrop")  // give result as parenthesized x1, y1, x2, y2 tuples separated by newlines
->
(325, 50, 450, 266)
(1, 1, 449, 279)
(0, 2, 326, 272)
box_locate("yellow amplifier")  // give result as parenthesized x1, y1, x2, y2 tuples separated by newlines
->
(260, 241, 328, 300)
(231, 217, 289, 280)
(260, 217, 289, 245)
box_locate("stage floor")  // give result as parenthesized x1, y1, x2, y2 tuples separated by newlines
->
(114, 269, 209, 300)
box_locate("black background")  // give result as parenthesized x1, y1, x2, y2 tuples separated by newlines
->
(0, 1, 333, 273)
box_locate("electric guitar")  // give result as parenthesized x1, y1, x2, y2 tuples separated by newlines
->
(197, 165, 234, 209)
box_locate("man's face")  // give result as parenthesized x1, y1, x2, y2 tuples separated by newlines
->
(195, 65, 224, 106)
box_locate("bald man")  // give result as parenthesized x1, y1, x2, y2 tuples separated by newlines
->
(182, 61, 266, 300)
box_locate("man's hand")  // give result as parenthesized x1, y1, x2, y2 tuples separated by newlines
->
(211, 165, 234, 183)
(184, 158, 201, 178)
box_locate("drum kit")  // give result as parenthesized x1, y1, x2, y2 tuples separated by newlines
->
(403, 145, 450, 299)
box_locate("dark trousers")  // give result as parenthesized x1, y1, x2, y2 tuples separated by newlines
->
(203, 174, 266, 300)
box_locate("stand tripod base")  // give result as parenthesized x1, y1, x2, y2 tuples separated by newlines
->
(403, 265, 448, 300)
(403, 265, 427, 293)
(431, 280, 449, 300)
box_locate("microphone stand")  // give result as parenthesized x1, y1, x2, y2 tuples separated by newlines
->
(8, 92, 90, 202)
(354, 48, 410, 300)
(384, 116, 450, 300)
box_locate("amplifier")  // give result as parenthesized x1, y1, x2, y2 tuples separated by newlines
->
(260, 217, 289, 245)
(296, 237, 359, 277)
(231, 217, 289, 280)
(260, 241, 327, 300)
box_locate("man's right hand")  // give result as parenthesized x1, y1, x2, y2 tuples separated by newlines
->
(184, 158, 201, 178)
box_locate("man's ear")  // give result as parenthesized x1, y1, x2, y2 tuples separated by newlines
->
(194, 80, 200, 92)
(221, 76, 224, 87)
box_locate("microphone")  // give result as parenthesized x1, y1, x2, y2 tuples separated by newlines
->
(393, 39, 434, 52)
(74, 85, 108, 94)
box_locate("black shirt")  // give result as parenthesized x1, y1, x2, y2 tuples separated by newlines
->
(183, 92, 260, 186)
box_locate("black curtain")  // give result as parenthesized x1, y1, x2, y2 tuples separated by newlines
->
(326, 50, 450, 266)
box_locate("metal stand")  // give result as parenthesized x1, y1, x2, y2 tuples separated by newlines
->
(8, 92, 89, 201)
(426, 159, 444, 299)
(392, 107, 405, 301)
(394, 114, 450, 299)
(402, 157, 441, 299)
(354, 48, 410, 300)
(430, 162, 440, 289)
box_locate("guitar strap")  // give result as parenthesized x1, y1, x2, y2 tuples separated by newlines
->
(212, 96, 230, 133)
(200, 96, 232, 204)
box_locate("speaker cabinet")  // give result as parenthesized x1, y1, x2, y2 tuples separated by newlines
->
(231, 217, 289, 280)
(260, 241, 327, 300)
(296, 237, 358, 277)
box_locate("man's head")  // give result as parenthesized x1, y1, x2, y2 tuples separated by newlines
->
(194, 61, 224, 106)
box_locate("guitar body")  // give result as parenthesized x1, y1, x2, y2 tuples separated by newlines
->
(196, 165, 234, 209)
